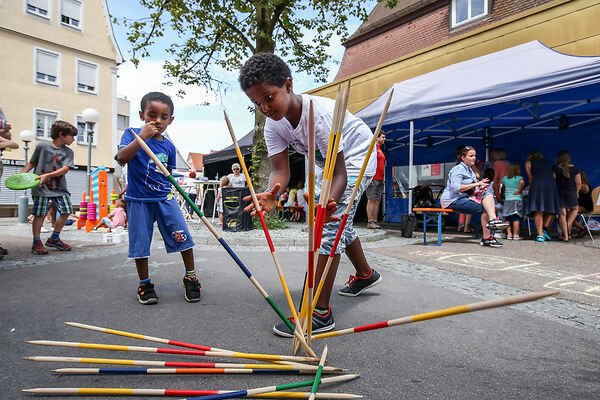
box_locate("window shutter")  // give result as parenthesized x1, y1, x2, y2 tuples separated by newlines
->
(37, 50, 58, 77)
(28, 0, 48, 9)
(78, 61, 96, 88)
(62, 0, 80, 20)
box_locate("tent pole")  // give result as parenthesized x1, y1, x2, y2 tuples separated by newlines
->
(408, 120, 414, 214)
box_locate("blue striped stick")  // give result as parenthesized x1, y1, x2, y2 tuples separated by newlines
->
(131, 132, 316, 358)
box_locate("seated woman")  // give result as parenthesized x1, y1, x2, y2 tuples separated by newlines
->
(440, 146, 509, 247)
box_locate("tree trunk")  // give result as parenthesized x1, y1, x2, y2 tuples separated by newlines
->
(251, 111, 270, 190)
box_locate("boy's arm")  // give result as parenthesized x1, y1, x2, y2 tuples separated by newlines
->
(243, 149, 290, 215)
(38, 166, 70, 185)
(328, 150, 348, 204)
(0, 136, 19, 149)
(20, 161, 36, 173)
(117, 124, 159, 164)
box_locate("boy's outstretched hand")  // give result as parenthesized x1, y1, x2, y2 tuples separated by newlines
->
(244, 184, 280, 215)
(243, 183, 341, 223)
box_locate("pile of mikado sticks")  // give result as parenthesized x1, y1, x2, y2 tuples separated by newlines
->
(23, 321, 361, 399)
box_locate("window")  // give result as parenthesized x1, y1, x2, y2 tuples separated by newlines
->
(61, 0, 81, 28)
(35, 48, 59, 85)
(76, 116, 86, 142)
(451, 0, 488, 27)
(35, 109, 58, 139)
(26, 0, 49, 18)
(77, 60, 97, 93)
(75, 115, 97, 145)
(117, 114, 129, 130)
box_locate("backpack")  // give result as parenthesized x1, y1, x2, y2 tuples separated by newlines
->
(413, 185, 435, 208)
(400, 213, 417, 238)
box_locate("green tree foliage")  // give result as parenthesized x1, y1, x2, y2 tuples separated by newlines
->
(117, 0, 394, 186)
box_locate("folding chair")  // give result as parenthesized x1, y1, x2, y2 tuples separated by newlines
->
(579, 186, 600, 242)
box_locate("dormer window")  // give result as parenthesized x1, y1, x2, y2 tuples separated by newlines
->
(451, 0, 489, 28)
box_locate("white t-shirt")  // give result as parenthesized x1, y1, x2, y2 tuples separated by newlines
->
(182, 177, 197, 194)
(264, 94, 376, 179)
(227, 173, 247, 188)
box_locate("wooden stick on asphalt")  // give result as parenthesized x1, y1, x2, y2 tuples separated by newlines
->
(223, 111, 313, 357)
(24, 355, 345, 372)
(25, 340, 318, 363)
(52, 367, 321, 375)
(312, 290, 560, 340)
(311, 89, 394, 312)
(23, 386, 362, 399)
(183, 372, 357, 400)
(309, 346, 329, 400)
(131, 131, 316, 359)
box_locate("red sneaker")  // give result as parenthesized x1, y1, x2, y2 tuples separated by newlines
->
(45, 238, 72, 251)
(31, 241, 48, 255)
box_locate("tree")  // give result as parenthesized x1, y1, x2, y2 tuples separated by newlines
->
(118, 0, 377, 186)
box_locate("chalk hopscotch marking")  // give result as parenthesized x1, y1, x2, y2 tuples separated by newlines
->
(436, 253, 539, 271)
(545, 273, 600, 298)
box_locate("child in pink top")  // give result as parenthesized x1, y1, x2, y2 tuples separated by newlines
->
(99, 199, 127, 230)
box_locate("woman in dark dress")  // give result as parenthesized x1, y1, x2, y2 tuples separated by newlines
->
(525, 151, 560, 242)
(551, 151, 582, 241)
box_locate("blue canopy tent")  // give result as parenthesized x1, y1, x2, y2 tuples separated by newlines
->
(356, 41, 600, 222)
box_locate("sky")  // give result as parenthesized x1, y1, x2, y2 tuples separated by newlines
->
(105, 1, 376, 158)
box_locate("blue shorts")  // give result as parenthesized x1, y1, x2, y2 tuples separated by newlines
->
(449, 196, 485, 215)
(127, 198, 194, 259)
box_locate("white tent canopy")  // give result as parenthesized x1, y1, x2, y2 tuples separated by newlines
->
(355, 41, 600, 213)
(357, 41, 600, 130)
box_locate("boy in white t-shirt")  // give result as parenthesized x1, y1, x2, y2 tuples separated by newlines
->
(239, 52, 382, 337)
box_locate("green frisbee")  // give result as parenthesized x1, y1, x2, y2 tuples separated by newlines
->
(5, 172, 40, 190)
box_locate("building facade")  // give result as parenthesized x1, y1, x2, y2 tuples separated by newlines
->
(0, 0, 125, 211)
(311, 0, 600, 113)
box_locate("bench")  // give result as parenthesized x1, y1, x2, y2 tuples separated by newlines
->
(412, 208, 455, 246)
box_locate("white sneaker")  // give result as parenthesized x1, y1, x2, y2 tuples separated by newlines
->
(40, 227, 49, 233)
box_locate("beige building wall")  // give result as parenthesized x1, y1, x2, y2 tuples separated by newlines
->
(0, 0, 123, 168)
(310, 0, 600, 114)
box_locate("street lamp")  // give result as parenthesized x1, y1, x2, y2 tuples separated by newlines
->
(17, 129, 35, 223)
(82, 108, 100, 196)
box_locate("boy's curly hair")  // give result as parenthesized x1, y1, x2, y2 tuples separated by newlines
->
(51, 120, 77, 139)
(239, 53, 291, 91)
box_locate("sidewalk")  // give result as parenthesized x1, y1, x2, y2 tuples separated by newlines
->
(0, 217, 390, 269)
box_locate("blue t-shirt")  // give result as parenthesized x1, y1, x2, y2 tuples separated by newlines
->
(119, 128, 176, 201)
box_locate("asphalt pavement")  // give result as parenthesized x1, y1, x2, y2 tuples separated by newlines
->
(1, 218, 598, 399)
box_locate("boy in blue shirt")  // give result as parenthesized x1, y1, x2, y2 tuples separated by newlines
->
(117, 92, 201, 305)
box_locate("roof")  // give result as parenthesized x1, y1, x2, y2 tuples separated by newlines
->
(187, 153, 204, 172)
(345, 0, 439, 45)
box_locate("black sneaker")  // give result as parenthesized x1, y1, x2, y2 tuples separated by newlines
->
(486, 218, 509, 230)
(480, 237, 503, 248)
(338, 268, 382, 297)
(0, 246, 7, 255)
(137, 282, 158, 305)
(45, 238, 72, 251)
(31, 241, 48, 255)
(183, 276, 202, 303)
(273, 308, 335, 338)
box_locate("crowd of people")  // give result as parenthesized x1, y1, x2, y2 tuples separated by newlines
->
(440, 146, 592, 247)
